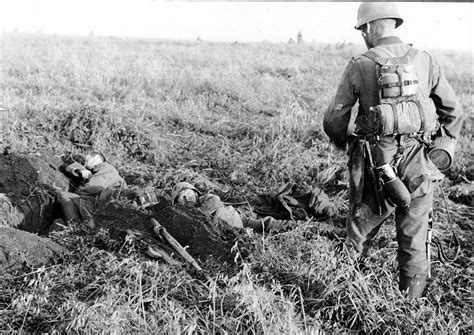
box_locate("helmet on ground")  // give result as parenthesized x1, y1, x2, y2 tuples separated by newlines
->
(355, 2, 403, 30)
(199, 194, 224, 216)
(171, 182, 200, 205)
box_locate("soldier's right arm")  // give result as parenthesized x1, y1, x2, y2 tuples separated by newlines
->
(427, 54, 464, 140)
(323, 60, 359, 150)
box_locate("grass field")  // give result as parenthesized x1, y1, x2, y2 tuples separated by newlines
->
(1, 33, 472, 333)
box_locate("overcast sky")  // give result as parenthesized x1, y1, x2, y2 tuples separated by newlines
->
(1, 1, 472, 51)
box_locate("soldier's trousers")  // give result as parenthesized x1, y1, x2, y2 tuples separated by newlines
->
(345, 138, 439, 277)
(56, 190, 95, 221)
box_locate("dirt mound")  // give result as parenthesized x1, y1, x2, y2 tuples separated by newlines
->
(0, 152, 69, 198)
(0, 152, 69, 233)
(0, 151, 238, 266)
(0, 226, 64, 273)
(93, 199, 239, 264)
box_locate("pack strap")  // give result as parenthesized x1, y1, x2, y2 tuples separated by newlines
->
(361, 49, 385, 66)
(414, 100, 425, 132)
(432, 182, 461, 264)
(404, 47, 420, 62)
(379, 80, 419, 89)
(362, 46, 419, 66)
(389, 103, 399, 135)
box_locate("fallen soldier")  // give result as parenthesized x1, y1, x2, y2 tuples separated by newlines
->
(0, 152, 139, 230)
(169, 181, 338, 233)
(252, 182, 338, 220)
(55, 152, 128, 221)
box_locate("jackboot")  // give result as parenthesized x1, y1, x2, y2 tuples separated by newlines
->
(56, 190, 82, 221)
(399, 271, 427, 299)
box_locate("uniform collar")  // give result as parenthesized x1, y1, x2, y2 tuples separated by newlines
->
(374, 36, 403, 47)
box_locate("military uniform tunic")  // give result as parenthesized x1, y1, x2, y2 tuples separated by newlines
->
(323, 36, 463, 278)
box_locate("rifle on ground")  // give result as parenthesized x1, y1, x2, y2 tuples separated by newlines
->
(150, 218, 203, 272)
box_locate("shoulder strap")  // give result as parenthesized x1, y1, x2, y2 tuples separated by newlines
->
(421, 50, 434, 91)
(365, 45, 420, 66)
(361, 49, 386, 66)
(405, 47, 419, 60)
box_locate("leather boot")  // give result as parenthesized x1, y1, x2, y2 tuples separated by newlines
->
(399, 271, 427, 299)
(56, 190, 82, 221)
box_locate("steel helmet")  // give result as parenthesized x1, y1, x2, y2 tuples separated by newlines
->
(355, 2, 403, 30)
(171, 182, 200, 205)
(199, 194, 224, 216)
(84, 151, 106, 170)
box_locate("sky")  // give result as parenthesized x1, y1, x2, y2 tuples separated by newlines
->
(0, 1, 473, 51)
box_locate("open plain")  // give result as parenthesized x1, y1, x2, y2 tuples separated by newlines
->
(1, 33, 472, 333)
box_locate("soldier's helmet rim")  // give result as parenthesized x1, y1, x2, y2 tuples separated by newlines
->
(171, 182, 200, 205)
(355, 2, 403, 30)
(84, 152, 105, 169)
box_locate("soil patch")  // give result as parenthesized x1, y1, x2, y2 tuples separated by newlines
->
(93, 199, 239, 264)
(0, 152, 69, 233)
(0, 226, 63, 274)
(1, 152, 238, 268)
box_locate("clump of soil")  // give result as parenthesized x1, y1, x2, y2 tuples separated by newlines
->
(93, 200, 239, 264)
(0, 226, 63, 273)
(0, 152, 69, 233)
(0, 152, 70, 198)
(1, 152, 238, 270)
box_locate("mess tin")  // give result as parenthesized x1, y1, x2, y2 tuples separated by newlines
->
(135, 187, 159, 208)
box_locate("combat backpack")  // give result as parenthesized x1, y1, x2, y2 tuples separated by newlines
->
(357, 46, 441, 210)
(362, 46, 439, 137)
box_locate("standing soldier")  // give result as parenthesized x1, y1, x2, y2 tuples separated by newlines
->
(324, 2, 463, 298)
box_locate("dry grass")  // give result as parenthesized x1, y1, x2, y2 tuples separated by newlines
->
(0, 195, 24, 228)
(1, 33, 472, 333)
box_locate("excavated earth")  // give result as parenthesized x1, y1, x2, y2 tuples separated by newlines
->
(0, 226, 64, 273)
(3, 152, 470, 273)
(94, 201, 238, 263)
(0, 153, 237, 273)
(0, 152, 69, 232)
